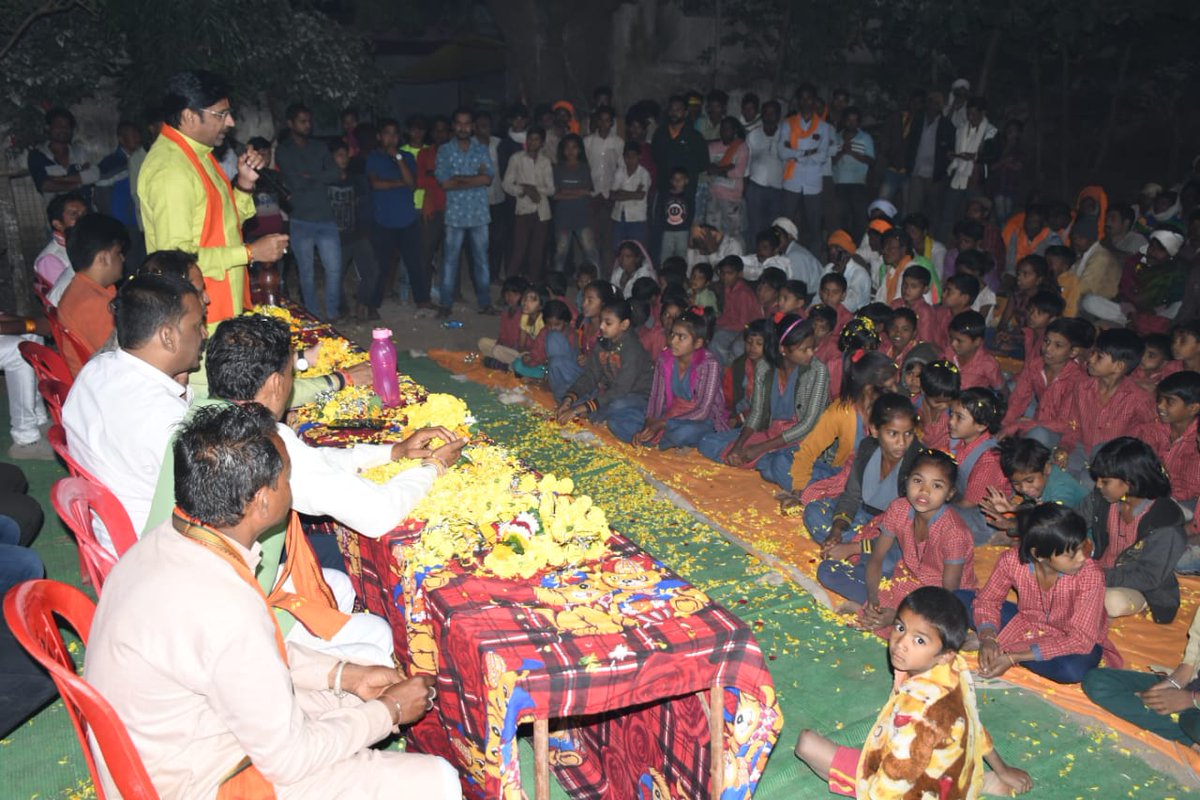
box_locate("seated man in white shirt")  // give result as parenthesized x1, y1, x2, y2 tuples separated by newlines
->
(62, 273, 206, 549)
(769, 216, 823, 293)
(201, 314, 466, 539)
(85, 402, 461, 799)
(740, 228, 792, 281)
(143, 314, 466, 665)
(686, 223, 742, 268)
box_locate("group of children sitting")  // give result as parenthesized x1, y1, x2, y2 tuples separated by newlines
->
(476, 234, 1200, 794)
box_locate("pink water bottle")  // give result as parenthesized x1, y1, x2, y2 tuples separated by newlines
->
(369, 328, 400, 407)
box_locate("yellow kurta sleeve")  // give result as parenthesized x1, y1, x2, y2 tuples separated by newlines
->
(139, 134, 257, 283)
(789, 402, 856, 488)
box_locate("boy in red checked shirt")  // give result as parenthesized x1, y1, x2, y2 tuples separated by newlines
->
(947, 310, 1003, 391)
(710, 255, 762, 363)
(817, 273, 854, 335)
(1057, 328, 1156, 478)
(889, 265, 943, 349)
(1138, 371, 1200, 527)
(1001, 318, 1089, 442)
(1017, 289, 1067, 375)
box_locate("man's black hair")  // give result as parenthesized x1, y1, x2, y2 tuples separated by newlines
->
(163, 70, 232, 128)
(66, 213, 130, 271)
(45, 190, 87, 227)
(112, 273, 200, 351)
(206, 315, 292, 403)
(286, 103, 311, 122)
(138, 249, 198, 285)
(45, 107, 76, 128)
(174, 402, 283, 528)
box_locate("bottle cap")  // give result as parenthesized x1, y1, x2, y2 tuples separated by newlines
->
(372, 328, 393, 339)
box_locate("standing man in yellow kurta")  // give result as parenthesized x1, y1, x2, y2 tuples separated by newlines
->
(139, 70, 289, 326)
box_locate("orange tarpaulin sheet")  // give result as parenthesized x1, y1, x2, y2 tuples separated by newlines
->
(429, 349, 1200, 775)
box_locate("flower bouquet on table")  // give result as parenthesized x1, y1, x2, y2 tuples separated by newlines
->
(250, 303, 337, 348)
(292, 381, 436, 445)
(297, 337, 368, 379)
(391, 444, 612, 582)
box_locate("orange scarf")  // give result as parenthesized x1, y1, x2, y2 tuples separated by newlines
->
(1013, 227, 1051, 264)
(158, 125, 251, 322)
(783, 114, 821, 180)
(175, 509, 349, 799)
(716, 139, 742, 168)
(884, 255, 912, 301)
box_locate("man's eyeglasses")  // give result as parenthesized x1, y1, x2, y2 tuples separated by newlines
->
(199, 107, 235, 121)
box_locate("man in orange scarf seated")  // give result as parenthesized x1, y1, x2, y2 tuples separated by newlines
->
(139, 70, 290, 328)
(85, 403, 462, 799)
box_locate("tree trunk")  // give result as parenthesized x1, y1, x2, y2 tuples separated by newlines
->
(0, 176, 32, 317)
(1059, 47, 1070, 198)
(1032, 52, 1042, 188)
(1091, 42, 1132, 173)
(712, 0, 722, 88)
(771, 3, 794, 99)
(485, 0, 621, 109)
(975, 28, 1003, 96)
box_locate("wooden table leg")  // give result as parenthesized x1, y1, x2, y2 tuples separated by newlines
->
(534, 718, 550, 800)
(709, 685, 724, 800)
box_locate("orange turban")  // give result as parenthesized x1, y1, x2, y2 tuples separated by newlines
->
(868, 219, 893, 235)
(827, 230, 857, 255)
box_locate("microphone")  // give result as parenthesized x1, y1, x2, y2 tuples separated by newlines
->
(225, 132, 291, 201)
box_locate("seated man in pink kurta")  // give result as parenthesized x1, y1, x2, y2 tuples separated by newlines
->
(84, 403, 462, 799)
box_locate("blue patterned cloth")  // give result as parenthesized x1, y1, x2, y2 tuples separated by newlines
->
(434, 138, 494, 228)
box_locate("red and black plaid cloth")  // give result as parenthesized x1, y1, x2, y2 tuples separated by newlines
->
(330, 523, 783, 800)
(293, 305, 783, 798)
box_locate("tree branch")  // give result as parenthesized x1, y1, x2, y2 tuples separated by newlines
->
(0, 0, 90, 61)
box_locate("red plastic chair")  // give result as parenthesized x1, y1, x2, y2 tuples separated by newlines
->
(45, 306, 93, 377)
(38, 377, 70, 427)
(48, 425, 101, 484)
(19, 339, 73, 388)
(51, 478, 138, 591)
(33, 273, 54, 312)
(47, 427, 104, 588)
(3, 580, 159, 800)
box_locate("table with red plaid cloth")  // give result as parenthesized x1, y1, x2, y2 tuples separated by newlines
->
(281, 303, 783, 799)
(320, 518, 782, 800)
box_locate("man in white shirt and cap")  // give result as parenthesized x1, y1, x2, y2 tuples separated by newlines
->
(770, 216, 823, 294)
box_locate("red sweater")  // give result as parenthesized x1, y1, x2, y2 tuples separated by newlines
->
(717, 280, 762, 332)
